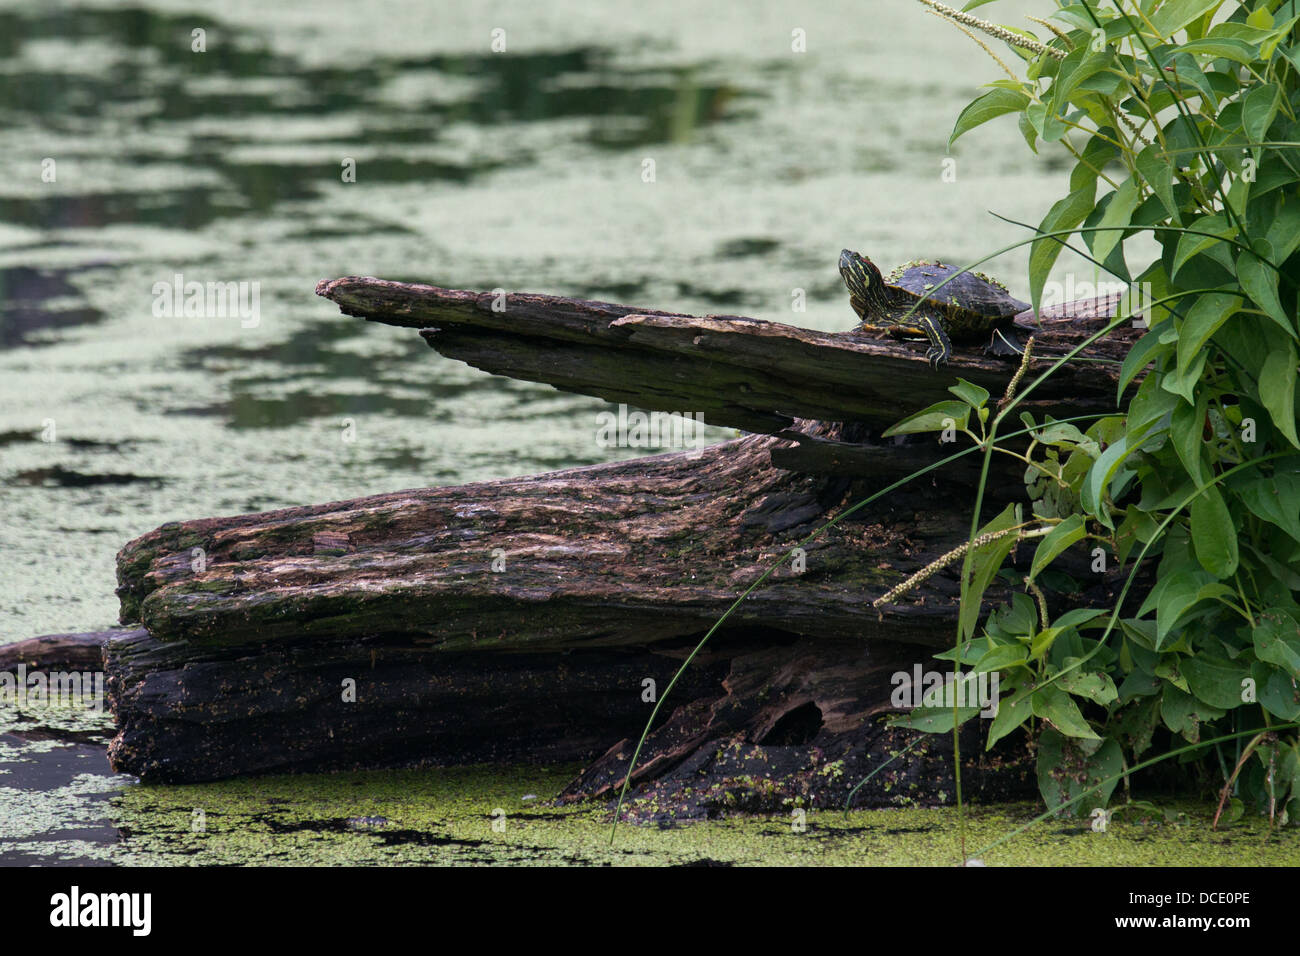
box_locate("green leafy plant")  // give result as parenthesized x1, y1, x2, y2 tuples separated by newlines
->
(610, 0, 1300, 859)
(901, 0, 1300, 830)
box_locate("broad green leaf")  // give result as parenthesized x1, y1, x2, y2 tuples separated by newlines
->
(1236, 246, 1291, 337)
(1137, 570, 1234, 649)
(1026, 414, 1090, 446)
(882, 400, 969, 437)
(933, 639, 991, 665)
(1253, 661, 1300, 720)
(1082, 434, 1136, 528)
(1113, 694, 1160, 756)
(1118, 654, 1153, 696)
(1170, 392, 1211, 485)
(1036, 730, 1122, 815)
(1030, 626, 1063, 661)
(1122, 618, 1160, 654)
(971, 642, 1029, 673)
(986, 678, 1032, 750)
(1018, 111, 1039, 152)
(1177, 37, 1258, 64)
(1057, 667, 1119, 705)
(1025, 100, 1067, 143)
(1245, 6, 1274, 30)
(1118, 328, 1173, 400)
(1176, 292, 1241, 376)
(950, 87, 1031, 147)
(1189, 483, 1238, 578)
(1071, 131, 1121, 193)
(1051, 46, 1114, 117)
(1245, 155, 1297, 202)
(1160, 684, 1225, 742)
(1032, 684, 1100, 739)
(1077, 69, 1127, 98)
(1153, 49, 1216, 103)
(1092, 177, 1140, 263)
(1238, 473, 1300, 543)
(988, 592, 1038, 640)
(1156, 657, 1191, 693)
(1214, 313, 1273, 377)
(1253, 611, 1300, 679)
(1208, 20, 1287, 45)
(949, 378, 990, 410)
(1242, 82, 1281, 143)
(1172, 215, 1236, 278)
(1127, 359, 1179, 436)
(1052, 8, 1111, 32)
(1265, 196, 1300, 263)
(959, 503, 1020, 641)
(1030, 186, 1096, 311)
(1182, 653, 1250, 710)
(1149, 0, 1226, 39)
(1136, 144, 1179, 219)
(893, 704, 982, 733)
(1030, 514, 1087, 578)
(1054, 608, 1108, 631)
(1162, 347, 1208, 404)
(1258, 343, 1300, 448)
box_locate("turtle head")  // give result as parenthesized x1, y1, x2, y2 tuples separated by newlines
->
(839, 249, 890, 315)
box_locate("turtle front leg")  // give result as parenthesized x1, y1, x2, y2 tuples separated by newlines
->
(917, 314, 953, 369)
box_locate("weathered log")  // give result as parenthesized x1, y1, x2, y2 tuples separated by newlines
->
(0, 629, 133, 671)
(114, 424, 1012, 653)
(315, 277, 1138, 442)
(98, 278, 1132, 804)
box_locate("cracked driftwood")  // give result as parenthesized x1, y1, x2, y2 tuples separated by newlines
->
(95, 278, 1135, 812)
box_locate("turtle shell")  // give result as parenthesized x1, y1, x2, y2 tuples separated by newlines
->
(887, 261, 1028, 320)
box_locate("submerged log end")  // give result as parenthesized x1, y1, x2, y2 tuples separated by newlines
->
(0, 628, 136, 671)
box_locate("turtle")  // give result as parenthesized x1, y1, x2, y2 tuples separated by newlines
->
(838, 249, 1030, 369)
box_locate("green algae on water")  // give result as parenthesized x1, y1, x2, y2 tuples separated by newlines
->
(95, 765, 1300, 867)
(3, 717, 1297, 866)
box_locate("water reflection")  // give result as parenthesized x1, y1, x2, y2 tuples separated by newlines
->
(0, 266, 104, 346)
(0, 8, 743, 237)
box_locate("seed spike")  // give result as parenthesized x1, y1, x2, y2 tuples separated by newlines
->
(914, 0, 1067, 60)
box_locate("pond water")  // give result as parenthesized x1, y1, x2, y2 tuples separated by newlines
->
(0, 0, 1170, 864)
(0, 0, 1088, 641)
